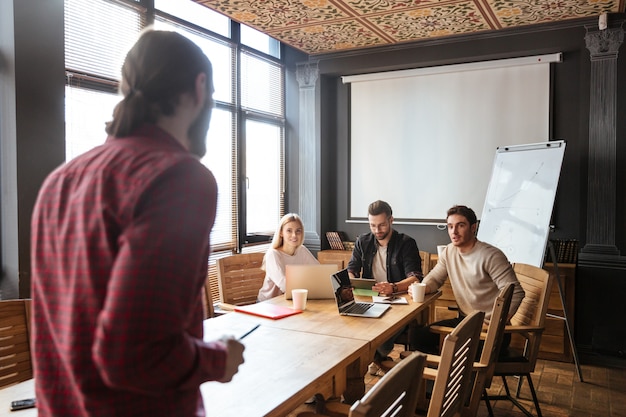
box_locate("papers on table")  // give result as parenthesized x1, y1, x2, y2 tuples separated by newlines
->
(372, 296, 408, 304)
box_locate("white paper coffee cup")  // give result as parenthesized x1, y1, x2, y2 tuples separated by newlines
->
(437, 245, 447, 258)
(410, 283, 426, 303)
(292, 289, 308, 310)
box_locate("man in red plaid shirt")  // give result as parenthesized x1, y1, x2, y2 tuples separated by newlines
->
(31, 29, 244, 416)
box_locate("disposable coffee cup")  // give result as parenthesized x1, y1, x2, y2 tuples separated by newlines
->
(437, 245, 447, 258)
(410, 283, 426, 303)
(292, 289, 308, 310)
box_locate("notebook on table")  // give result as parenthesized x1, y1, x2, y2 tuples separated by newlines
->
(234, 303, 302, 320)
(284, 264, 339, 300)
(330, 269, 390, 318)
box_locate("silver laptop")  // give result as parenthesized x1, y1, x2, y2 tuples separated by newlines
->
(284, 264, 339, 300)
(330, 269, 390, 318)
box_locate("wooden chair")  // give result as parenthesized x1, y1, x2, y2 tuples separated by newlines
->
(297, 352, 427, 417)
(427, 283, 515, 417)
(305, 312, 484, 417)
(201, 274, 215, 319)
(419, 250, 432, 276)
(423, 311, 485, 417)
(216, 252, 266, 308)
(485, 263, 553, 417)
(0, 299, 32, 388)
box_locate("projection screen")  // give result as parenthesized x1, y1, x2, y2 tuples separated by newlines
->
(343, 54, 561, 222)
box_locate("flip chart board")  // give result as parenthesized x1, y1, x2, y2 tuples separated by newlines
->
(476, 141, 566, 267)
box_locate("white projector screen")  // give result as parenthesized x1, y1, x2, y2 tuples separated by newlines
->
(344, 54, 560, 222)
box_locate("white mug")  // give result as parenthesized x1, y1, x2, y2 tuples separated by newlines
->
(410, 282, 426, 303)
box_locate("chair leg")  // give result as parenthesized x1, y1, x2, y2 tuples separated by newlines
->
(516, 373, 524, 397)
(524, 374, 543, 417)
(482, 388, 495, 417)
(485, 375, 539, 417)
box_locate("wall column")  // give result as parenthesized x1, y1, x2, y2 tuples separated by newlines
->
(296, 62, 321, 250)
(576, 17, 626, 364)
(581, 20, 624, 255)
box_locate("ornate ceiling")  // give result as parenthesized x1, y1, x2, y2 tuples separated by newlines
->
(194, 0, 625, 55)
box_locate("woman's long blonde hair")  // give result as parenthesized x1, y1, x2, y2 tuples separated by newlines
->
(271, 213, 304, 249)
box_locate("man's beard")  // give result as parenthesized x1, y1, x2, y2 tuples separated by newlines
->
(187, 101, 212, 158)
(376, 230, 390, 241)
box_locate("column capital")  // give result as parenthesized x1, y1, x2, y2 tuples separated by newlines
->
(296, 62, 319, 88)
(585, 22, 624, 60)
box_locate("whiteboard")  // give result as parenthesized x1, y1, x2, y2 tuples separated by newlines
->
(476, 141, 566, 267)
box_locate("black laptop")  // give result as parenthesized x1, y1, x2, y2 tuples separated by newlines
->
(330, 269, 389, 318)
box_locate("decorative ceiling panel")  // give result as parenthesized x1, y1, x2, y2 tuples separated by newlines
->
(194, 0, 625, 55)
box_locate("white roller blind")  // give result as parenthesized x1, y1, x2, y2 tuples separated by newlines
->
(345, 54, 560, 222)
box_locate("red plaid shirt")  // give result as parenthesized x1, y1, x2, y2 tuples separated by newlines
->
(31, 125, 226, 416)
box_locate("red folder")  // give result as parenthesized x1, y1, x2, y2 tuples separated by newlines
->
(234, 303, 302, 320)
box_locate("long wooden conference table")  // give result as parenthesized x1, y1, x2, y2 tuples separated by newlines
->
(0, 291, 439, 417)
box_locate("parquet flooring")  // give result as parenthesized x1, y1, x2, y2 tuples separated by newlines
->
(289, 346, 626, 417)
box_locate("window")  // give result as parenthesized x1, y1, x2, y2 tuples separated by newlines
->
(64, 0, 286, 304)
(241, 24, 280, 59)
(64, 0, 143, 160)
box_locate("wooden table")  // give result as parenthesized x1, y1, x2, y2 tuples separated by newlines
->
(201, 321, 368, 417)
(226, 292, 440, 360)
(0, 379, 35, 417)
(0, 330, 367, 417)
(210, 291, 440, 401)
(1, 292, 439, 417)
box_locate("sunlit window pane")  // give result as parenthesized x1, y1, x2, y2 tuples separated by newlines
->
(201, 108, 235, 248)
(155, 0, 230, 38)
(241, 52, 283, 116)
(65, 86, 120, 161)
(241, 24, 280, 58)
(246, 120, 281, 234)
(65, 0, 141, 80)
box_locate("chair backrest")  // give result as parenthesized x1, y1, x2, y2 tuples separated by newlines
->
(349, 352, 427, 417)
(419, 250, 431, 276)
(479, 283, 515, 378)
(428, 310, 485, 417)
(499, 263, 553, 372)
(217, 253, 266, 306)
(0, 299, 32, 388)
(202, 275, 215, 319)
(462, 284, 515, 416)
(510, 263, 552, 328)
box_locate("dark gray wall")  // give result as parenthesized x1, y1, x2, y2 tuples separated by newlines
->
(0, 0, 65, 299)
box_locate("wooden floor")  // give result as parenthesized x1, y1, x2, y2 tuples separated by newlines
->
(289, 347, 626, 417)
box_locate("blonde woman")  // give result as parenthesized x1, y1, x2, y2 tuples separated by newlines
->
(257, 213, 318, 301)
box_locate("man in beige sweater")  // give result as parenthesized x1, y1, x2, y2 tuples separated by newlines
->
(412, 205, 525, 354)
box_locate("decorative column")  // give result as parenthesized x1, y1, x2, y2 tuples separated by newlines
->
(296, 62, 321, 250)
(581, 21, 624, 255)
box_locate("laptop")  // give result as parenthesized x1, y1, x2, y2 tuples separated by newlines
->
(284, 264, 340, 300)
(330, 269, 390, 318)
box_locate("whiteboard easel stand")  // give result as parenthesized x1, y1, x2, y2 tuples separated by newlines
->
(546, 240, 583, 382)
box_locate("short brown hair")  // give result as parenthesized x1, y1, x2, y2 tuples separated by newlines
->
(368, 200, 393, 218)
(447, 205, 477, 225)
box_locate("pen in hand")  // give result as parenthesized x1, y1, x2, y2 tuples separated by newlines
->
(239, 324, 260, 340)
